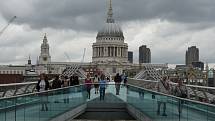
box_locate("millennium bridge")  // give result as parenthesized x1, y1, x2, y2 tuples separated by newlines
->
(0, 65, 215, 121)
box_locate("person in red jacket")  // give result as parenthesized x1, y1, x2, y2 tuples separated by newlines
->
(85, 74, 92, 99)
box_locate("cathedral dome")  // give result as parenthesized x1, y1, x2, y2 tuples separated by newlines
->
(96, 0, 124, 39)
(97, 22, 123, 38)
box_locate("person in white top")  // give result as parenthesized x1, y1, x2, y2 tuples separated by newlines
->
(93, 75, 100, 94)
(36, 73, 49, 111)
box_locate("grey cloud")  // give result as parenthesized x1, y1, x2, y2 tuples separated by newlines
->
(0, 0, 215, 65)
(1, 0, 215, 31)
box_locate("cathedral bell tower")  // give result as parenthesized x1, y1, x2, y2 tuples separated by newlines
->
(39, 34, 51, 65)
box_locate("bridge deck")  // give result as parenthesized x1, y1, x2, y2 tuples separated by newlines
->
(0, 84, 214, 121)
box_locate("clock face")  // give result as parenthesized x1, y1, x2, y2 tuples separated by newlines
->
(43, 57, 47, 61)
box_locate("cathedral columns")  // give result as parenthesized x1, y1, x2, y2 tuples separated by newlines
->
(123, 48, 125, 57)
(118, 47, 120, 57)
(125, 48, 128, 58)
(105, 46, 108, 56)
(111, 47, 114, 56)
(93, 48, 95, 57)
(97, 47, 98, 57)
(113, 46, 115, 57)
(96, 47, 98, 57)
(102, 47, 104, 57)
(120, 47, 123, 57)
(115, 47, 117, 57)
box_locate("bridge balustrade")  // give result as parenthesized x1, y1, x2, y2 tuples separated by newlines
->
(0, 83, 215, 121)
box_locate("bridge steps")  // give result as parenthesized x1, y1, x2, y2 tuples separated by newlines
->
(74, 93, 136, 121)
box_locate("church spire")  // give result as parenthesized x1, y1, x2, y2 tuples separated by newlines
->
(43, 33, 48, 44)
(28, 54, 31, 65)
(107, 0, 114, 23)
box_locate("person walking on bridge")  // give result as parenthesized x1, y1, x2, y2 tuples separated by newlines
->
(174, 79, 188, 115)
(36, 73, 50, 111)
(52, 75, 61, 89)
(93, 74, 100, 94)
(156, 76, 170, 116)
(114, 73, 122, 95)
(99, 74, 106, 100)
(62, 76, 70, 103)
(85, 74, 92, 99)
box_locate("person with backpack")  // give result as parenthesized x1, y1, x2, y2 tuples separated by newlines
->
(174, 78, 188, 115)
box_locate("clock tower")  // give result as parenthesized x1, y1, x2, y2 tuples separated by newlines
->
(39, 34, 51, 65)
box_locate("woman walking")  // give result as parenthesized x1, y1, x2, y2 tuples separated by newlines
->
(85, 74, 92, 99)
(93, 75, 100, 94)
(36, 73, 50, 111)
(99, 74, 106, 100)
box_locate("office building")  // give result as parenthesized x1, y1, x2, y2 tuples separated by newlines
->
(139, 45, 151, 63)
(128, 51, 133, 63)
(186, 46, 199, 66)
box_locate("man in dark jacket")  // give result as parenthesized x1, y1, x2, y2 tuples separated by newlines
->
(114, 73, 122, 95)
(52, 75, 62, 89)
(74, 75, 79, 85)
(70, 75, 75, 86)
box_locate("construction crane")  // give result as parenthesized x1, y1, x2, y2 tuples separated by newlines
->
(64, 52, 71, 62)
(0, 16, 16, 37)
(81, 48, 86, 63)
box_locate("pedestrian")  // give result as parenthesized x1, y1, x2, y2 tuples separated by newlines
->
(36, 73, 50, 111)
(174, 78, 188, 115)
(62, 76, 69, 103)
(85, 74, 92, 99)
(51, 75, 62, 103)
(156, 76, 170, 116)
(99, 74, 106, 100)
(114, 73, 122, 95)
(106, 76, 110, 82)
(74, 75, 79, 85)
(93, 74, 100, 94)
(123, 75, 128, 86)
(52, 75, 62, 89)
(69, 75, 75, 86)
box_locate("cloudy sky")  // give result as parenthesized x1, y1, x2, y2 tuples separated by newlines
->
(0, 0, 215, 66)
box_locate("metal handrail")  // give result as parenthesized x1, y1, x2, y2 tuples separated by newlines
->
(127, 84, 215, 108)
(128, 78, 215, 90)
(0, 81, 37, 87)
(0, 82, 215, 108)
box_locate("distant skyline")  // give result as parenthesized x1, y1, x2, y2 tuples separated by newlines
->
(0, 0, 215, 65)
